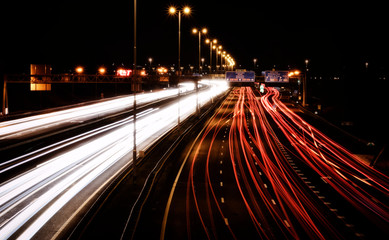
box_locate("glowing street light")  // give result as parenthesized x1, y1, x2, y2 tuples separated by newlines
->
(98, 67, 106, 75)
(168, 5, 191, 75)
(192, 27, 207, 73)
(75, 66, 84, 74)
(216, 45, 222, 72)
(169, 6, 176, 14)
(205, 38, 217, 73)
(288, 70, 300, 77)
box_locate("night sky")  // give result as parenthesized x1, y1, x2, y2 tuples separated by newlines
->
(2, 1, 388, 74)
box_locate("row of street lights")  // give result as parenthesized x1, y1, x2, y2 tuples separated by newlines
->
(168, 5, 235, 74)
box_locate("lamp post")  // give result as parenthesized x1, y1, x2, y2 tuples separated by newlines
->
(148, 57, 153, 72)
(133, 0, 138, 181)
(221, 51, 226, 73)
(205, 39, 217, 73)
(192, 28, 207, 73)
(303, 59, 309, 107)
(169, 6, 191, 75)
(216, 45, 222, 73)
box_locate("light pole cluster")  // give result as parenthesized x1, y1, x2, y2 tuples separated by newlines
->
(205, 39, 235, 73)
(168, 5, 235, 75)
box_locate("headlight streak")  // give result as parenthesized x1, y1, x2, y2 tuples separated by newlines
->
(184, 86, 388, 239)
(0, 108, 158, 175)
(0, 80, 229, 239)
(0, 84, 199, 140)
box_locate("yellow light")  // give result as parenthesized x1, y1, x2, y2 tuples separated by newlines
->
(183, 6, 191, 14)
(192, 28, 198, 34)
(213, 39, 217, 44)
(98, 67, 106, 74)
(205, 39, 210, 44)
(202, 28, 207, 34)
(294, 70, 300, 75)
(76, 67, 84, 74)
(169, 6, 176, 14)
(157, 67, 168, 74)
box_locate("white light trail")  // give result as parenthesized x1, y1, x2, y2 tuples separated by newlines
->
(0, 84, 199, 140)
(0, 79, 228, 239)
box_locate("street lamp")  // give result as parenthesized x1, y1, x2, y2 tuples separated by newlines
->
(216, 45, 222, 73)
(205, 38, 217, 73)
(303, 59, 309, 107)
(75, 66, 84, 74)
(98, 67, 106, 75)
(148, 57, 153, 72)
(221, 51, 226, 72)
(192, 28, 207, 73)
(168, 5, 191, 75)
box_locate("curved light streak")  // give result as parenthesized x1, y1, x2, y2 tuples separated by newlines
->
(0, 80, 228, 239)
(184, 86, 389, 239)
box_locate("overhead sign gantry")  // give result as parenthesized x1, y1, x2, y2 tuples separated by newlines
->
(225, 70, 255, 82)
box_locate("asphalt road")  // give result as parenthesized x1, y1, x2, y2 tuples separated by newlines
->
(131, 86, 389, 239)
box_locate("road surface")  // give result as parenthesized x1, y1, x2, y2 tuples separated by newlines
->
(133, 86, 389, 239)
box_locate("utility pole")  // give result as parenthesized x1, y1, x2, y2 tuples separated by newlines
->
(133, 0, 137, 180)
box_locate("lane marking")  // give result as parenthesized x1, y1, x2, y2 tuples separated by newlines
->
(160, 110, 214, 240)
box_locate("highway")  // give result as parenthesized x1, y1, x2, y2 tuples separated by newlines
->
(1, 84, 388, 239)
(0, 80, 228, 239)
(129, 87, 389, 239)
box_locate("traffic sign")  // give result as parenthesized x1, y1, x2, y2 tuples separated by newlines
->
(264, 71, 289, 83)
(226, 71, 255, 82)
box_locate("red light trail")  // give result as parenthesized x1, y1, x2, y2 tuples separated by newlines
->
(184, 87, 389, 239)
